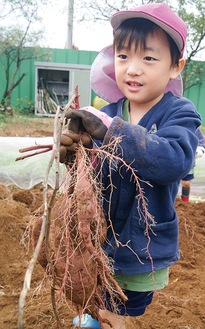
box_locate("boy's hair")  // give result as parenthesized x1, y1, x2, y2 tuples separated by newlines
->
(113, 18, 180, 66)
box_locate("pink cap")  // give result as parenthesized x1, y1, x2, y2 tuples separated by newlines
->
(111, 3, 187, 57)
(90, 3, 186, 103)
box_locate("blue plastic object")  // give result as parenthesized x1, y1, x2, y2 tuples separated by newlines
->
(73, 314, 101, 329)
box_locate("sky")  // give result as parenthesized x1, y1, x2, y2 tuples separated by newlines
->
(41, 1, 113, 51)
(40, 0, 205, 59)
(0, 0, 113, 52)
(2, 0, 205, 57)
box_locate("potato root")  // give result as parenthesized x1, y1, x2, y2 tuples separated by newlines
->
(32, 144, 127, 327)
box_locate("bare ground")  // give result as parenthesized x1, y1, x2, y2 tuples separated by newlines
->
(0, 116, 205, 329)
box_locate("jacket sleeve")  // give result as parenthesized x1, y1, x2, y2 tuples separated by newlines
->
(102, 98, 201, 184)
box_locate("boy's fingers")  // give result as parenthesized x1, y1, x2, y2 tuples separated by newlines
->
(59, 143, 79, 163)
(59, 146, 67, 163)
(66, 143, 79, 151)
(80, 132, 92, 147)
(61, 130, 80, 145)
(60, 135, 73, 146)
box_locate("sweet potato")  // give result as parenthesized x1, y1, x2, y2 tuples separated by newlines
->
(32, 145, 126, 327)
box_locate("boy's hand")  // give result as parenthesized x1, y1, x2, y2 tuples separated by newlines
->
(64, 106, 112, 140)
(59, 106, 112, 163)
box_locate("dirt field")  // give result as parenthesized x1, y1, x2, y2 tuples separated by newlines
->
(0, 117, 205, 329)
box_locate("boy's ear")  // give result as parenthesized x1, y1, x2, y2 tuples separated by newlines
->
(170, 58, 186, 79)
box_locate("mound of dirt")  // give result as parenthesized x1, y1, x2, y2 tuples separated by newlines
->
(0, 183, 204, 329)
(0, 117, 204, 328)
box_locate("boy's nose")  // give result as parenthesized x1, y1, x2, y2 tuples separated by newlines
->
(127, 61, 143, 76)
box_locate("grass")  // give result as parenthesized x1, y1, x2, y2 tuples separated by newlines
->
(0, 111, 35, 125)
(0, 113, 54, 137)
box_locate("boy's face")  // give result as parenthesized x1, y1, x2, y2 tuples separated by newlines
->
(114, 28, 184, 111)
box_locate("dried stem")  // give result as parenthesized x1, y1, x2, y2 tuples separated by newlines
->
(15, 88, 80, 162)
(18, 87, 80, 328)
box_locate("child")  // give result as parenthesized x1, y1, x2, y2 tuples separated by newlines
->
(60, 3, 201, 328)
(181, 127, 205, 202)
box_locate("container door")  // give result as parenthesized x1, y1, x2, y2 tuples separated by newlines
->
(69, 70, 91, 107)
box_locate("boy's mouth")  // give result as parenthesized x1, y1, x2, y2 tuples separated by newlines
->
(127, 81, 142, 87)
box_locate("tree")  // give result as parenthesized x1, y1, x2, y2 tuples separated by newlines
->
(67, 0, 74, 48)
(177, 0, 205, 90)
(76, 0, 205, 91)
(0, 0, 49, 108)
(0, 0, 28, 20)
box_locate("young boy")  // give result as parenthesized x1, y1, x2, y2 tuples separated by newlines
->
(60, 3, 201, 328)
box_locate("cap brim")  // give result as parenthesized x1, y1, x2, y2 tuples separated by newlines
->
(110, 3, 187, 56)
(111, 12, 183, 55)
(90, 45, 183, 103)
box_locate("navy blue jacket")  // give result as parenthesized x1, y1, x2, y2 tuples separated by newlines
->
(98, 92, 201, 275)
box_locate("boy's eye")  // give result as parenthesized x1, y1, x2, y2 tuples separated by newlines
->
(144, 56, 156, 61)
(118, 54, 128, 59)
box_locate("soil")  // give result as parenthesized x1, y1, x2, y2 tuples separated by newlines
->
(0, 117, 205, 329)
